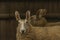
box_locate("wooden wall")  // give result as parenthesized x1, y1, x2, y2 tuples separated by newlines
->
(0, 2, 60, 18)
(0, 1, 60, 40)
(0, 20, 17, 40)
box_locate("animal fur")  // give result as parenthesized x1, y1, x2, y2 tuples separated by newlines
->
(30, 15, 47, 27)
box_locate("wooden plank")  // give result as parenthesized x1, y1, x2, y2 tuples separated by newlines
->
(0, 13, 60, 19)
(0, 14, 9, 18)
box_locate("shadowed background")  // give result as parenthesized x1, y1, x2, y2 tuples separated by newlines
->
(0, 1, 60, 40)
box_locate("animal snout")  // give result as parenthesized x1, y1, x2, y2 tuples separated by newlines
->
(22, 30, 25, 33)
(20, 30, 26, 34)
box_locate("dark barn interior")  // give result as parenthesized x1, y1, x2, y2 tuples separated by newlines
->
(0, 1, 60, 40)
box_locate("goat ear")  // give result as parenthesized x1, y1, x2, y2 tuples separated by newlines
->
(39, 9, 47, 16)
(36, 9, 42, 19)
(36, 9, 47, 18)
(26, 10, 30, 20)
(43, 9, 47, 16)
(15, 11, 20, 21)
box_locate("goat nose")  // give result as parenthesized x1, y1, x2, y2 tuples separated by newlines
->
(21, 30, 25, 34)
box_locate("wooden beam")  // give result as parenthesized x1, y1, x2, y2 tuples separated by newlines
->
(0, 13, 60, 19)
(0, 14, 10, 18)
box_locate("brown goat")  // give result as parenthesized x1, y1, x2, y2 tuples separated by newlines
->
(30, 9, 47, 27)
(15, 10, 60, 40)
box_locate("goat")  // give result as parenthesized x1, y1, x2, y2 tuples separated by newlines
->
(30, 9, 47, 27)
(15, 10, 60, 40)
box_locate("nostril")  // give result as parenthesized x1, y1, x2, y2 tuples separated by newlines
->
(22, 30, 25, 34)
